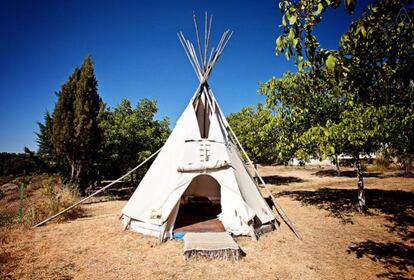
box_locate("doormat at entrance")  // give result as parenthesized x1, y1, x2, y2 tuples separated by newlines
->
(183, 232, 241, 261)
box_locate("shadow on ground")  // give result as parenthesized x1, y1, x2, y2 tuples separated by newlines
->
(313, 169, 413, 178)
(261, 175, 304, 185)
(312, 169, 383, 178)
(348, 240, 414, 279)
(278, 188, 414, 278)
(84, 182, 136, 202)
(278, 188, 414, 240)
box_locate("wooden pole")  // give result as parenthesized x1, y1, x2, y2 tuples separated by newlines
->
(207, 14, 213, 63)
(32, 148, 162, 228)
(192, 12, 204, 72)
(204, 12, 208, 71)
(178, 33, 201, 79)
(207, 47, 215, 68)
(221, 31, 234, 53)
(190, 42, 203, 76)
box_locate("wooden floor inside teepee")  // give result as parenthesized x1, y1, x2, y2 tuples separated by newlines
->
(173, 201, 224, 233)
(174, 218, 225, 233)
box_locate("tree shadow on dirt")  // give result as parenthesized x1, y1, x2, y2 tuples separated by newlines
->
(312, 169, 383, 178)
(278, 188, 413, 278)
(83, 183, 135, 204)
(313, 169, 413, 179)
(347, 240, 413, 279)
(261, 175, 304, 185)
(277, 188, 414, 240)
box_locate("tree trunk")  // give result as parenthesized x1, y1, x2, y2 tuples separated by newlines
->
(69, 160, 82, 191)
(335, 154, 341, 176)
(355, 155, 366, 213)
(70, 162, 76, 184)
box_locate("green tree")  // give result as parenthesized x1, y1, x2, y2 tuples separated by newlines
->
(52, 56, 103, 191)
(261, 71, 389, 211)
(227, 104, 279, 164)
(36, 112, 54, 159)
(0, 152, 37, 176)
(99, 98, 170, 182)
(268, 0, 414, 211)
(35, 112, 67, 173)
(261, 71, 345, 162)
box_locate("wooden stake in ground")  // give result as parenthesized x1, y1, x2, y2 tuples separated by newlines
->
(32, 149, 161, 228)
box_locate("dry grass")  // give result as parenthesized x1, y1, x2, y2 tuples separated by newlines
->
(1, 166, 413, 279)
(24, 176, 84, 226)
(0, 174, 84, 228)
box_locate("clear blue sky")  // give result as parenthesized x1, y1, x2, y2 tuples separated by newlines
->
(0, 0, 362, 153)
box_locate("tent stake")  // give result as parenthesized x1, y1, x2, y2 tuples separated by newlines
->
(249, 224, 258, 241)
(123, 216, 132, 231)
(32, 148, 162, 228)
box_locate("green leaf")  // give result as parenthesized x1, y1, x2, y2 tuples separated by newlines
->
(282, 15, 287, 26)
(285, 49, 290, 60)
(276, 36, 284, 50)
(288, 28, 295, 42)
(344, 0, 356, 13)
(314, 3, 323, 16)
(293, 38, 299, 48)
(360, 25, 367, 37)
(298, 61, 303, 71)
(325, 54, 337, 71)
(288, 14, 297, 25)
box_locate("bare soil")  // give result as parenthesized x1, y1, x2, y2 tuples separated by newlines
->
(1, 166, 413, 279)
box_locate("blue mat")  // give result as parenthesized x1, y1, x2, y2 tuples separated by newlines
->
(173, 232, 186, 240)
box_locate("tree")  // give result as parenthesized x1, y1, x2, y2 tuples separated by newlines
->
(52, 56, 103, 191)
(35, 112, 67, 173)
(227, 104, 279, 164)
(36, 112, 54, 160)
(99, 98, 170, 182)
(260, 71, 345, 162)
(260, 71, 390, 212)
(268, 0, 414, 211)
(0, 152, 37, 176)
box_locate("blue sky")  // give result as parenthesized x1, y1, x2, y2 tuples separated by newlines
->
(0, 0, 362, 152)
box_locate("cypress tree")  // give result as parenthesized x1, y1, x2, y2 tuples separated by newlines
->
(52, 56, 102, 191)
(36, 112, 55, 164)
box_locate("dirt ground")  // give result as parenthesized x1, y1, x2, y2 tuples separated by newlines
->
(1, 166, 413, 279)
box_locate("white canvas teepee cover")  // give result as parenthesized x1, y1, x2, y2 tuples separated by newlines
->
(121, 93, 276, 237)
(121, 13, 277, 240)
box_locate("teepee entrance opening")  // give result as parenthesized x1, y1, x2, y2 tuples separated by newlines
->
(173, 175, 225, 232)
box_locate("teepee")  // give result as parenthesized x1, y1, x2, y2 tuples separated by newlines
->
(121, 13, 299, 242)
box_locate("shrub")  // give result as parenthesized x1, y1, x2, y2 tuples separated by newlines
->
(372, 154, 390, 172)
(25, 177, 83, 226)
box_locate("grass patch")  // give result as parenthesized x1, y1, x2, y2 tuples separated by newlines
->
(24, 176, 84, 226)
